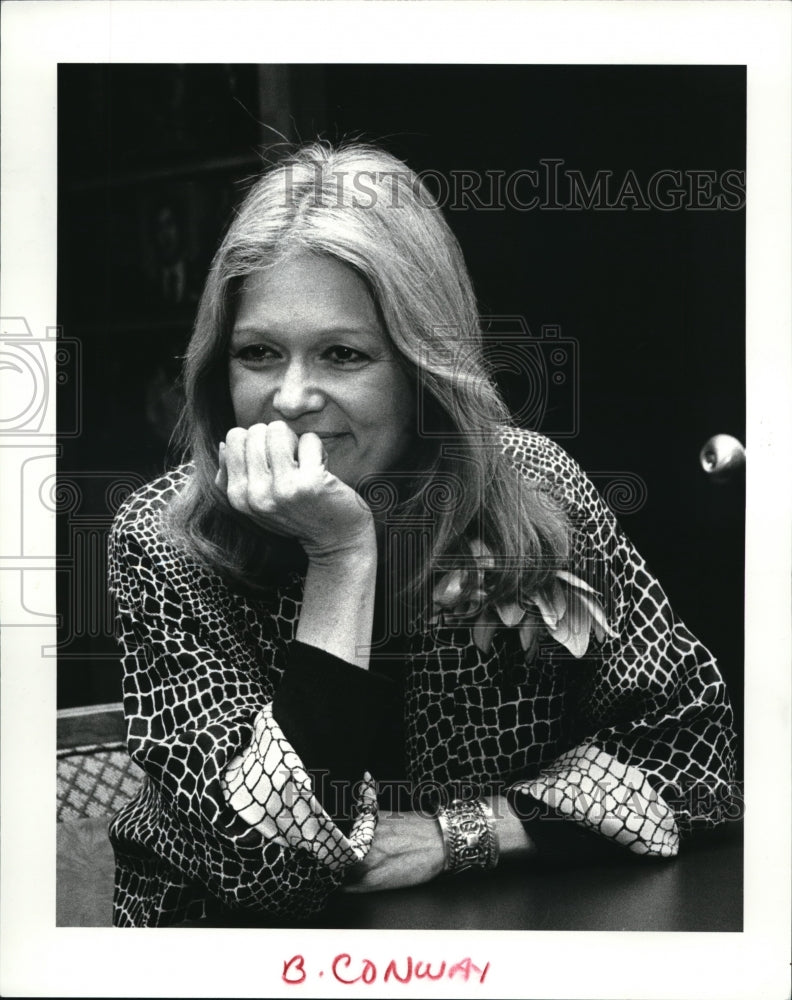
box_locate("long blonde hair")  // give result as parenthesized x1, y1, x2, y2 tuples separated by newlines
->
(167, 141, 569, 610)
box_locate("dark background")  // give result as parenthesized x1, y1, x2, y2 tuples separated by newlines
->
(57, 65, 745, 766)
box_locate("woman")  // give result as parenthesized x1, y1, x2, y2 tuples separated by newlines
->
(108, 142, 736, 927)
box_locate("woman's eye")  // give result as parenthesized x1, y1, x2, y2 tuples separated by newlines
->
(233, 344, 279, 364)
(325, 345, 369, 366)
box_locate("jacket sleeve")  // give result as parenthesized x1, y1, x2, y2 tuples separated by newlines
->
(108, 515, 377, 918)
(506, 435, 738, 858)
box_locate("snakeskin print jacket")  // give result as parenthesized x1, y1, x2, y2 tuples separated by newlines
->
(107, 428, 737, 926)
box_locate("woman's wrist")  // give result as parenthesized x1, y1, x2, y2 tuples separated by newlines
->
(485, 795, 536, 859)
(433, 793, 537, 874)
(297, 528, 378, 670)
(303, 519, 377, 568)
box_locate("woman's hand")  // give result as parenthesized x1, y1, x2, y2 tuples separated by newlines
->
(341, 813, 446, 893)
(217, 421, 375, 563)
(343, 797, 535, 892)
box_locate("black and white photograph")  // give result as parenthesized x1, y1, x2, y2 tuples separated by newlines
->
(55, 61, 747, 930)
(1, 3, 789, 998)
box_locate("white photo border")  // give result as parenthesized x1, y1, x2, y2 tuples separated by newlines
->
(1, 2, 790, 998)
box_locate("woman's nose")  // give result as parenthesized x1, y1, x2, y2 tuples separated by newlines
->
(271, 361, 324, 418)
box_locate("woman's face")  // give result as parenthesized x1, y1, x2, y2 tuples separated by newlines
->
(228, 252, 416, 490)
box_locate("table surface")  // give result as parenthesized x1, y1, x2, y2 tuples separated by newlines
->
(201, 822, 743, 932)
(57, 818, 742, 931)
(303, 823, 743, 932)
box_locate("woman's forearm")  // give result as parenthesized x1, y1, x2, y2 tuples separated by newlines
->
(295, 528, 378, 670)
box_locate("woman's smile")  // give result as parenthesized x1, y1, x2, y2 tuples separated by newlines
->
(317, 431, 351, 445)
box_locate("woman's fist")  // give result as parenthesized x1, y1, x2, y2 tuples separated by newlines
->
(216, 421, 375, 562)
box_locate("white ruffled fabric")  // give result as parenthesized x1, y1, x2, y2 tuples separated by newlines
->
(431, 539, 617, 656)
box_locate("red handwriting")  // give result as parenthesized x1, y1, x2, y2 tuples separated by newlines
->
(283, 954, 490, 986)
(282, 955, 306, 985)
(333, 954, 377, 985)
